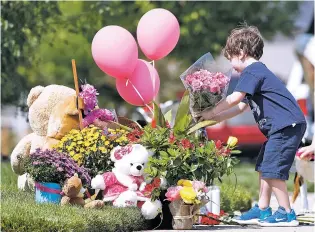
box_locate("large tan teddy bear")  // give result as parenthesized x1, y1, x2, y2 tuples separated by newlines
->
(11, 85, 80, 190)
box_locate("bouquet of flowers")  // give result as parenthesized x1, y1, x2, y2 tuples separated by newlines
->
(166, 179, 208, 204)
(55, 126, 129, 176)
(24, 149, 91, 187)
(166, 179, 209, 230)
(180, 53, 232, 121)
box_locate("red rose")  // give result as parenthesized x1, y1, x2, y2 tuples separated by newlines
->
(201, 216, 211, 225)
(143, 184, 154, 196)
(127, 129, 144, 143)
(181, 138, 191, 149)
(206, 213, 220, 225)
(152, 178, 161, 188)
(215, 140, 223, 149)
(222, 148, 231, 156)
(169, 132, 176, 144)
(165, 121, 171, 128)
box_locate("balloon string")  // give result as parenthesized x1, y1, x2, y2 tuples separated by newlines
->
(151, 60, 157, 103)
(126, 79, 154, 114)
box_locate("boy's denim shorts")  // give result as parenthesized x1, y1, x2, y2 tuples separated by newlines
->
(255, 123, 306, 180)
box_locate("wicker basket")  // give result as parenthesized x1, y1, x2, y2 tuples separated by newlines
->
(117, 116, 142, 130)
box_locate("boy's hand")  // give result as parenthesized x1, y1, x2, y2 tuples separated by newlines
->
(196, 109, 215, 122)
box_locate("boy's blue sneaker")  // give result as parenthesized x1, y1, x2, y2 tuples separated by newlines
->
(233, 204, 272, 225)
(259, 206, 299, 227)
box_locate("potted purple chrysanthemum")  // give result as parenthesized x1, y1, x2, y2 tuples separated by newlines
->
(24, 148, 91, 204)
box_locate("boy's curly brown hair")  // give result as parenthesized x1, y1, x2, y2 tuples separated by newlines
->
(223, 25, 264, 60)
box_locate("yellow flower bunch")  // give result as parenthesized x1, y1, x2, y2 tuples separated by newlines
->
(177, 179, 207, 204)
(180, 186, 197, 204)
(55, 126, 128, 174)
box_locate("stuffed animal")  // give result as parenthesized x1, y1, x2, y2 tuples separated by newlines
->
(91, 144, 162, 219)
(61, 173, 86, 206)
(60, 173, 104, 209)
(10, 85, 80, 190)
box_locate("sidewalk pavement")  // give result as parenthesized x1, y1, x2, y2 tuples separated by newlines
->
(142, 224, 314, 232)
(270, 193, 314, 214)
(142, 193, 315, 232)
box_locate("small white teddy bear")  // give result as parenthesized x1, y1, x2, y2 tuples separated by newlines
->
(91, 144, 162, 219)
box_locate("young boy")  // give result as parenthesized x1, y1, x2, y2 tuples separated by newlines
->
(197, 26, 306, 227)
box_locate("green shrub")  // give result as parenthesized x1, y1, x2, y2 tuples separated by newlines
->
(220, 183, 252, 213)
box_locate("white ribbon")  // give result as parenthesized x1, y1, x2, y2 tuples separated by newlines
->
(125, 78, 154, 114)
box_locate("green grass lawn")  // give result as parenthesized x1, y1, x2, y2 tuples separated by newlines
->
(217, 162, 314, 201)
(1, 162, 151, 232)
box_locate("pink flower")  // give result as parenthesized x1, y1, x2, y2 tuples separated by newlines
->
(191, 80, 203, 92)
(209, 84, 220, 93)
(165, 186, 182, 201)
(192, 181, 208, 193)
(184, 70, 228, 93)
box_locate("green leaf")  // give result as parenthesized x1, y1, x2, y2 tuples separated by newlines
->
(190, 164, 199, 172)
(173, 157, 181, 167)
(231, 150, 242, 154)
(173, 91, 191, 134)
(153, 101, 166, 127)
(151, 167, 158, 177)
(187, 120, 217, 134)
(159, 151, 169, 159)
(164, 110, 172, 124)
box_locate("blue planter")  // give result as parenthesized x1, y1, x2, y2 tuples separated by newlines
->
(35, 182, 61, 204)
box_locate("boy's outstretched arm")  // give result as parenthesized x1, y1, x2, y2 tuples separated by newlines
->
(198, 91, 246, 121)
(210, 102, 249, 122)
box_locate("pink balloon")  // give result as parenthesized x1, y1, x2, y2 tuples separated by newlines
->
(116, 60, 160, 106)
(137, 8, 180, 61)
(91, 26, 138, 79)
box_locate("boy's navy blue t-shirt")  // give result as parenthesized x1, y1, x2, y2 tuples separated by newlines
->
(234, 62, 306, 137)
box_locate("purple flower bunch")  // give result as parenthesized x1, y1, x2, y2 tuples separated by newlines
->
(24, 148, 91, 186)
(83, 108, 116, 128)
(79, 84, 99, 115)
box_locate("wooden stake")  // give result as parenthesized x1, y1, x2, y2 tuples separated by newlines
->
(72, 59, 83, 130)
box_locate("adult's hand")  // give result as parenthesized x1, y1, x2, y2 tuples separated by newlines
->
(298, 144, 315, 160)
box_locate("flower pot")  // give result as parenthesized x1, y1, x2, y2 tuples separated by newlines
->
(35, 182, 61, 204)
(169, 199, 208, 229)
(169, 200, 195, 230)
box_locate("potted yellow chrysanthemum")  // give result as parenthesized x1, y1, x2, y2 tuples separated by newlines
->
(55, 125, 129, 176)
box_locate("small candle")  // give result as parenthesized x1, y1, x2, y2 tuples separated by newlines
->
(205, 186, 212, 213)
(211, 186, 220, 216)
